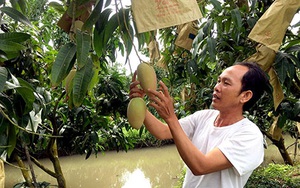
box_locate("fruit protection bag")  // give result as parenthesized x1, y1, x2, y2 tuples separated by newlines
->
(175, 21, 199, 50)
(131, 0, 202, 33)
(246, 0, 300, 109)
(0, 160, 4, 188)
(248, 0, 300, 52)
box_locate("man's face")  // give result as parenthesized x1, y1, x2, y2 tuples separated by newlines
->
(211, 65, 249, 111)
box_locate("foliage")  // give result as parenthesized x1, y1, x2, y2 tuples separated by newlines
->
(175, 163, 300, 188)
(245, 163, 300, 188)
(13, 181, 50, 188)
(0, 0, 299, 186)
(174, 168, 186, 188)
(155, 0, 299, 166)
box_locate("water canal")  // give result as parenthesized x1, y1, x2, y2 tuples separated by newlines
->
(5, 145, 184, 187)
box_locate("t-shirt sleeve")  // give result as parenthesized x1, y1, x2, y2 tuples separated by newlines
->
(218, 124, 264, 176)
(179, 110, 218, 140)
(178, 112, 198, 140)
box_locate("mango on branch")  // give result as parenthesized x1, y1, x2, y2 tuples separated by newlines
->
(127, 97, 146, 129)
(137, 62, 157, 96)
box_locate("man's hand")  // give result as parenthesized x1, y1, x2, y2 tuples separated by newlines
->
(147, 81, 177, 124)
(129, 71, 146, 99)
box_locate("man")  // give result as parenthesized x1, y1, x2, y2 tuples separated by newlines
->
(129, 62, 269, 187)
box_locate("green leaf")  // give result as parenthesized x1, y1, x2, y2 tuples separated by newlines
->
(18, 77, 34, 91)
(286, 59, 295, 78)
(11, 75, 35, 113)
(294, 101, 300, 117)
(94, 8, 113, 57)
(117, 8, 133, 55)
(277, 114, 287, 129)
(7, 124, 16, 158)
(103, 11, 119, 45)
(202, 19, 213, 36)
(10, 0, 26, 14)
(207, 37, 216, 62)
(210, 0, 222, 13)
(76, 30, 91, 69)
(16, 86, 35, 114)
(0, 67, 8, 92)
(51, 43, 76, 87)
(0, 32, 30, 43)
(274, 53, 287, 82)
(81, 0, 103, 33)
(48, 2, 65, 13)
(284, 42, 300, 51)
(17, 0, 27, 14)
(0, 40, 26, 52)
(0, 50, 19, 60)
(231, 8, 242, 31)
(72, 58, 94, 107)
(246, 17, 256, 28)
(0, 6, 32, 26)
(285, 45, 300, 53)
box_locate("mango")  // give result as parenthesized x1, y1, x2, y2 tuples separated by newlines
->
(137, 62, 157, 95)
(127, 97, 146, 129)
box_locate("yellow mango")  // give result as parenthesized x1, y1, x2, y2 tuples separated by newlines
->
(127, 97, 146, 129)
(137, 62, 157, 95)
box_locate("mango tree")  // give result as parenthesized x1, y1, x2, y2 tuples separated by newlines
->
(0, 0, 141, 187)
(0, 0, 299, 187)
(155, 0, 300, 165)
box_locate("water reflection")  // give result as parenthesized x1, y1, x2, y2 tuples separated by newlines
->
(121, 168, 151, 188)
(5, 145, 184, 187)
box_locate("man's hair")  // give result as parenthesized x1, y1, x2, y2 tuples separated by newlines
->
(236, 61, 270, 111)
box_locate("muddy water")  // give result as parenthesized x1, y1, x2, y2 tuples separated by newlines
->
(5, 145, 184, 188)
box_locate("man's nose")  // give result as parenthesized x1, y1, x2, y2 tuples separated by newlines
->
(214, 83, 220, 92)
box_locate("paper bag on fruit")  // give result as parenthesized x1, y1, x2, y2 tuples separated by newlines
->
(131, 0, 202, 33)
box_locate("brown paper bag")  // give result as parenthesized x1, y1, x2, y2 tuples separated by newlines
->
(156, 56, 167, 69)
(269, 116, 282, 141)
(148, 39, 160, 62)
(244, 44, 284, 109)
(175, 21, 198, 50)
(248, 0, 300, 52)
(0, 160, 4, 188)
(131, 0, 202, 33)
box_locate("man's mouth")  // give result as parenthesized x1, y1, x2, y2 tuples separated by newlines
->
(213, 93, 220, 100)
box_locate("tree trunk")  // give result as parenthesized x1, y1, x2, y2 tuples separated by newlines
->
(24, 145, 38, 187)
(263, 131, 294, 165)
(47, 91, 66, 188)
(273, 136, 293, 165)
(48, 139, 66, 188)
(14, 153, 34, 188)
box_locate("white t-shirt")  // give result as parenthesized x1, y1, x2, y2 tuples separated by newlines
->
(179, 109, 264, 188)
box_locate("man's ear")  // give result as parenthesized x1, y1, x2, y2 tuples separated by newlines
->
(240, 90, 253, 104)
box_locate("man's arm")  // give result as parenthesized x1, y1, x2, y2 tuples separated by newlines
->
(143, 110, 173, 140)
(148, 81, 233, 175)
(167, 118, 232, 175)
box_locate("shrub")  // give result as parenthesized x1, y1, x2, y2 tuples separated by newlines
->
(245, 163, 300, 188)
(175, 163, 300, 187)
